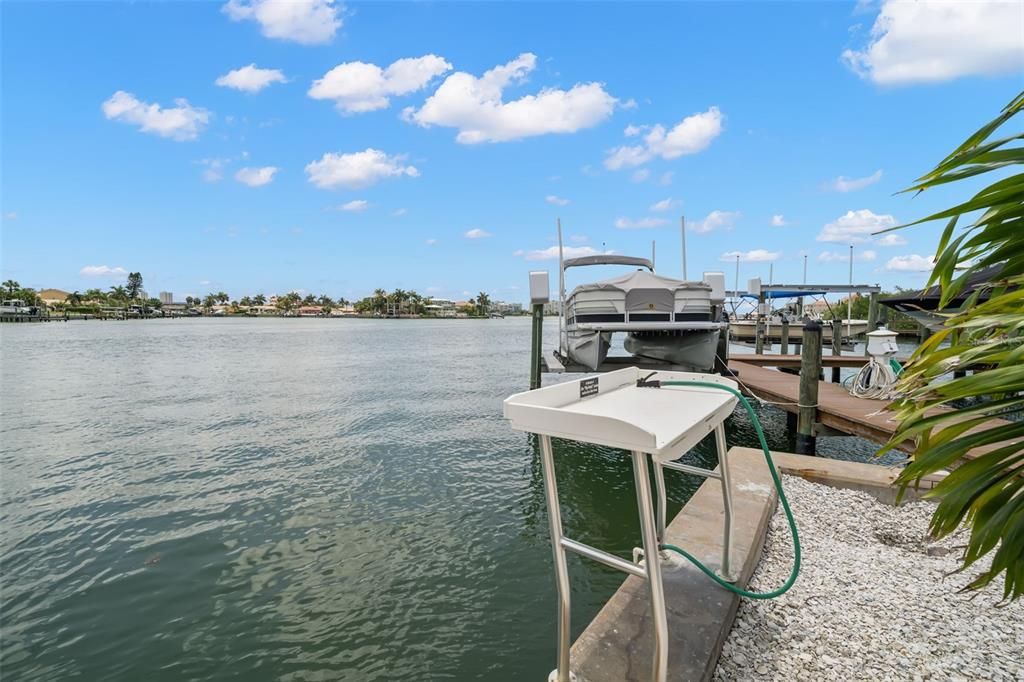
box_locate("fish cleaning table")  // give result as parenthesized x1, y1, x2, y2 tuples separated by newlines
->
(504, 367, 740, 682)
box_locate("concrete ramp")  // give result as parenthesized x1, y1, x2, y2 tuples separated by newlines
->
(570, 448, 778, 682)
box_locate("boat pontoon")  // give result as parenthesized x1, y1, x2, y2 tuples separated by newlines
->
(559, 254, 728, 371)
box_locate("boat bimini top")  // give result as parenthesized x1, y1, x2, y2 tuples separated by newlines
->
(562, 254, 654, 271)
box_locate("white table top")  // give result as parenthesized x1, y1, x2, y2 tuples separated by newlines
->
(504, 368, 738, 460)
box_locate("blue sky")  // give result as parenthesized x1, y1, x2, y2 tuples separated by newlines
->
(2, 0, 1022, 303)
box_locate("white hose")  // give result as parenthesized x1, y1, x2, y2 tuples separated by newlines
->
(848, 357, 899, 400)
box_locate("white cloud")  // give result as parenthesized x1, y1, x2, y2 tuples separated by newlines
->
(658, 172, 673, 186)
(80, 265, 128, 277)
(339, 199, 368, 212)
(615, 216, 669, 230)
(309, 55, 452, 113)
(631, 169, 650, 183)
(222, 0, 340, 45)
(818, 249, 878, 263)
(403, 53, 618, 143)
(624, 124, 642, 137)
(546, 195, 570, 206)
(102, 91, 210, 141)
(215, 64, 287, 93)
(720, 249, 779, 263)
(691, 210, 739, 234)
(771, 214, 787, 227)
(650, 198, 677, 212)
(234, 166, 278, 187)
(519, 245, 614, 261)
(827, 169, 883, 192)
(817, 209, 897, 243)
(842, 1, 1024, 85)
(885, 254, 935, 272)
(464, 228, 492, 239)
(876, 233, 907, 246)
(604, 107, 724, 170)
(4, 212, 17, 220)
(392, 208, 408, 217)
(425, 238, 437, 246)
(305, 148, 419, 189)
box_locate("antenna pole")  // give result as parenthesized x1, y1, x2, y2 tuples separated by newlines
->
(651, 240, 656, 270)
(680, 216, 687, 280)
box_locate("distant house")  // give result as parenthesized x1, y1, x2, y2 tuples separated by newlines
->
(38, 288, 70, 306)
(492, 300, 524, 315)
(425, 298, 456, 317)
(803, 300, 832, 318)
(297, 305, 323, 317)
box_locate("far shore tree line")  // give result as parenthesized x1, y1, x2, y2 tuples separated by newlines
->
(2, 277, 504, 318)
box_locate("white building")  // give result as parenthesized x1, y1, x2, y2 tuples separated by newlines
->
(159, 291, 173, 304)
(425, 298, 456, 317)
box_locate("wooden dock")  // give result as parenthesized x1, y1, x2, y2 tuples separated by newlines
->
(728, 359, 1012, 459)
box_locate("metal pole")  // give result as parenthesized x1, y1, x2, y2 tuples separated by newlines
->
(799, 254, 807, 317)
(797, 321, 822, 455)
(557, 220, 565, 357)
(530, 303, 544, 389)
(680, 216, 687, 280)
(652, 240, 656, 271)
(653, 461, 668, 543)
(539, 435, 572, 682)
(714, 424, 735, 582)
(631, 450, 668, 682)
(848, 245, 853, 340)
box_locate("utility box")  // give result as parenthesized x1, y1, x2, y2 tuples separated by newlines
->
(529, 271, 550, 304)
(747, 277, 761, 297)
(866, 327, 899, 357)
(703, 271, 726, 303)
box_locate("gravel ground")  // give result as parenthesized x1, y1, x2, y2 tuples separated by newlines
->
(714, 476, 1024, 682)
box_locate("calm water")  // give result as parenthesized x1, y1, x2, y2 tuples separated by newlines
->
(0, 318, 888, 681)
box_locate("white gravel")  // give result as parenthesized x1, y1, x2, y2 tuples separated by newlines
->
(714, 476, 1024, 682)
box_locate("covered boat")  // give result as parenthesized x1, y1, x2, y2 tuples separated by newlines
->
(560, 255, 727, 371)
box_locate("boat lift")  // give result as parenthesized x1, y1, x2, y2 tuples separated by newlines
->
(504, 368, 740, 682)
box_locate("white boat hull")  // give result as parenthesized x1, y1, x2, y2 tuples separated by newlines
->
(624, 327, 722, 371)
(566, 329, 612, 371)
(729, 319, 869, 342)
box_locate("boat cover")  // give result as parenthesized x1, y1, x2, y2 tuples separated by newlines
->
(569, 270, 710, 295)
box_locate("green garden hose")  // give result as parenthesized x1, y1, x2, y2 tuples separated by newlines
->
(653, 380, 801, 600)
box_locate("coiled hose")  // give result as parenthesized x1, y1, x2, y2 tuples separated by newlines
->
(655, 380, 801, 599)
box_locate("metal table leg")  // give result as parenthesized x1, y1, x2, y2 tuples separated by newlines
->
(652, 459, 668, 544)
(714, 424, 736, 582)
(632, 450, 668, 682)
(539, 435, 573, 682)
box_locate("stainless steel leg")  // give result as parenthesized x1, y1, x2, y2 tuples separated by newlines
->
(632, 450, 668, 682)
(714, 424, 736, 582)
(539, 435, 572, 682)
(652, 460, 667, 543)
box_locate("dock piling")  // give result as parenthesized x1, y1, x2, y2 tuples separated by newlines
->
(754, 292, 766, 354)
(530, 303, 544, 390)
(780, 318, 790, 355)
(830, 319, 842, 383)
(865, 292, 879, 357)
(796, 321, 822, 455)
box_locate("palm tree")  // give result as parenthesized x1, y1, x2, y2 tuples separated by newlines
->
(2, 280, 19, 296)
(372, 288, 387, 314)
(302, 293, 317, 306)
(203, 294, 217, 310)
(475, 292, 491, 317)
(216, 292, 229, 305)
(881, 92, 1024, 601)
(253, 294, 266, 306)
(109, 285, 128, 301)
(67, 291, 83, 306)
